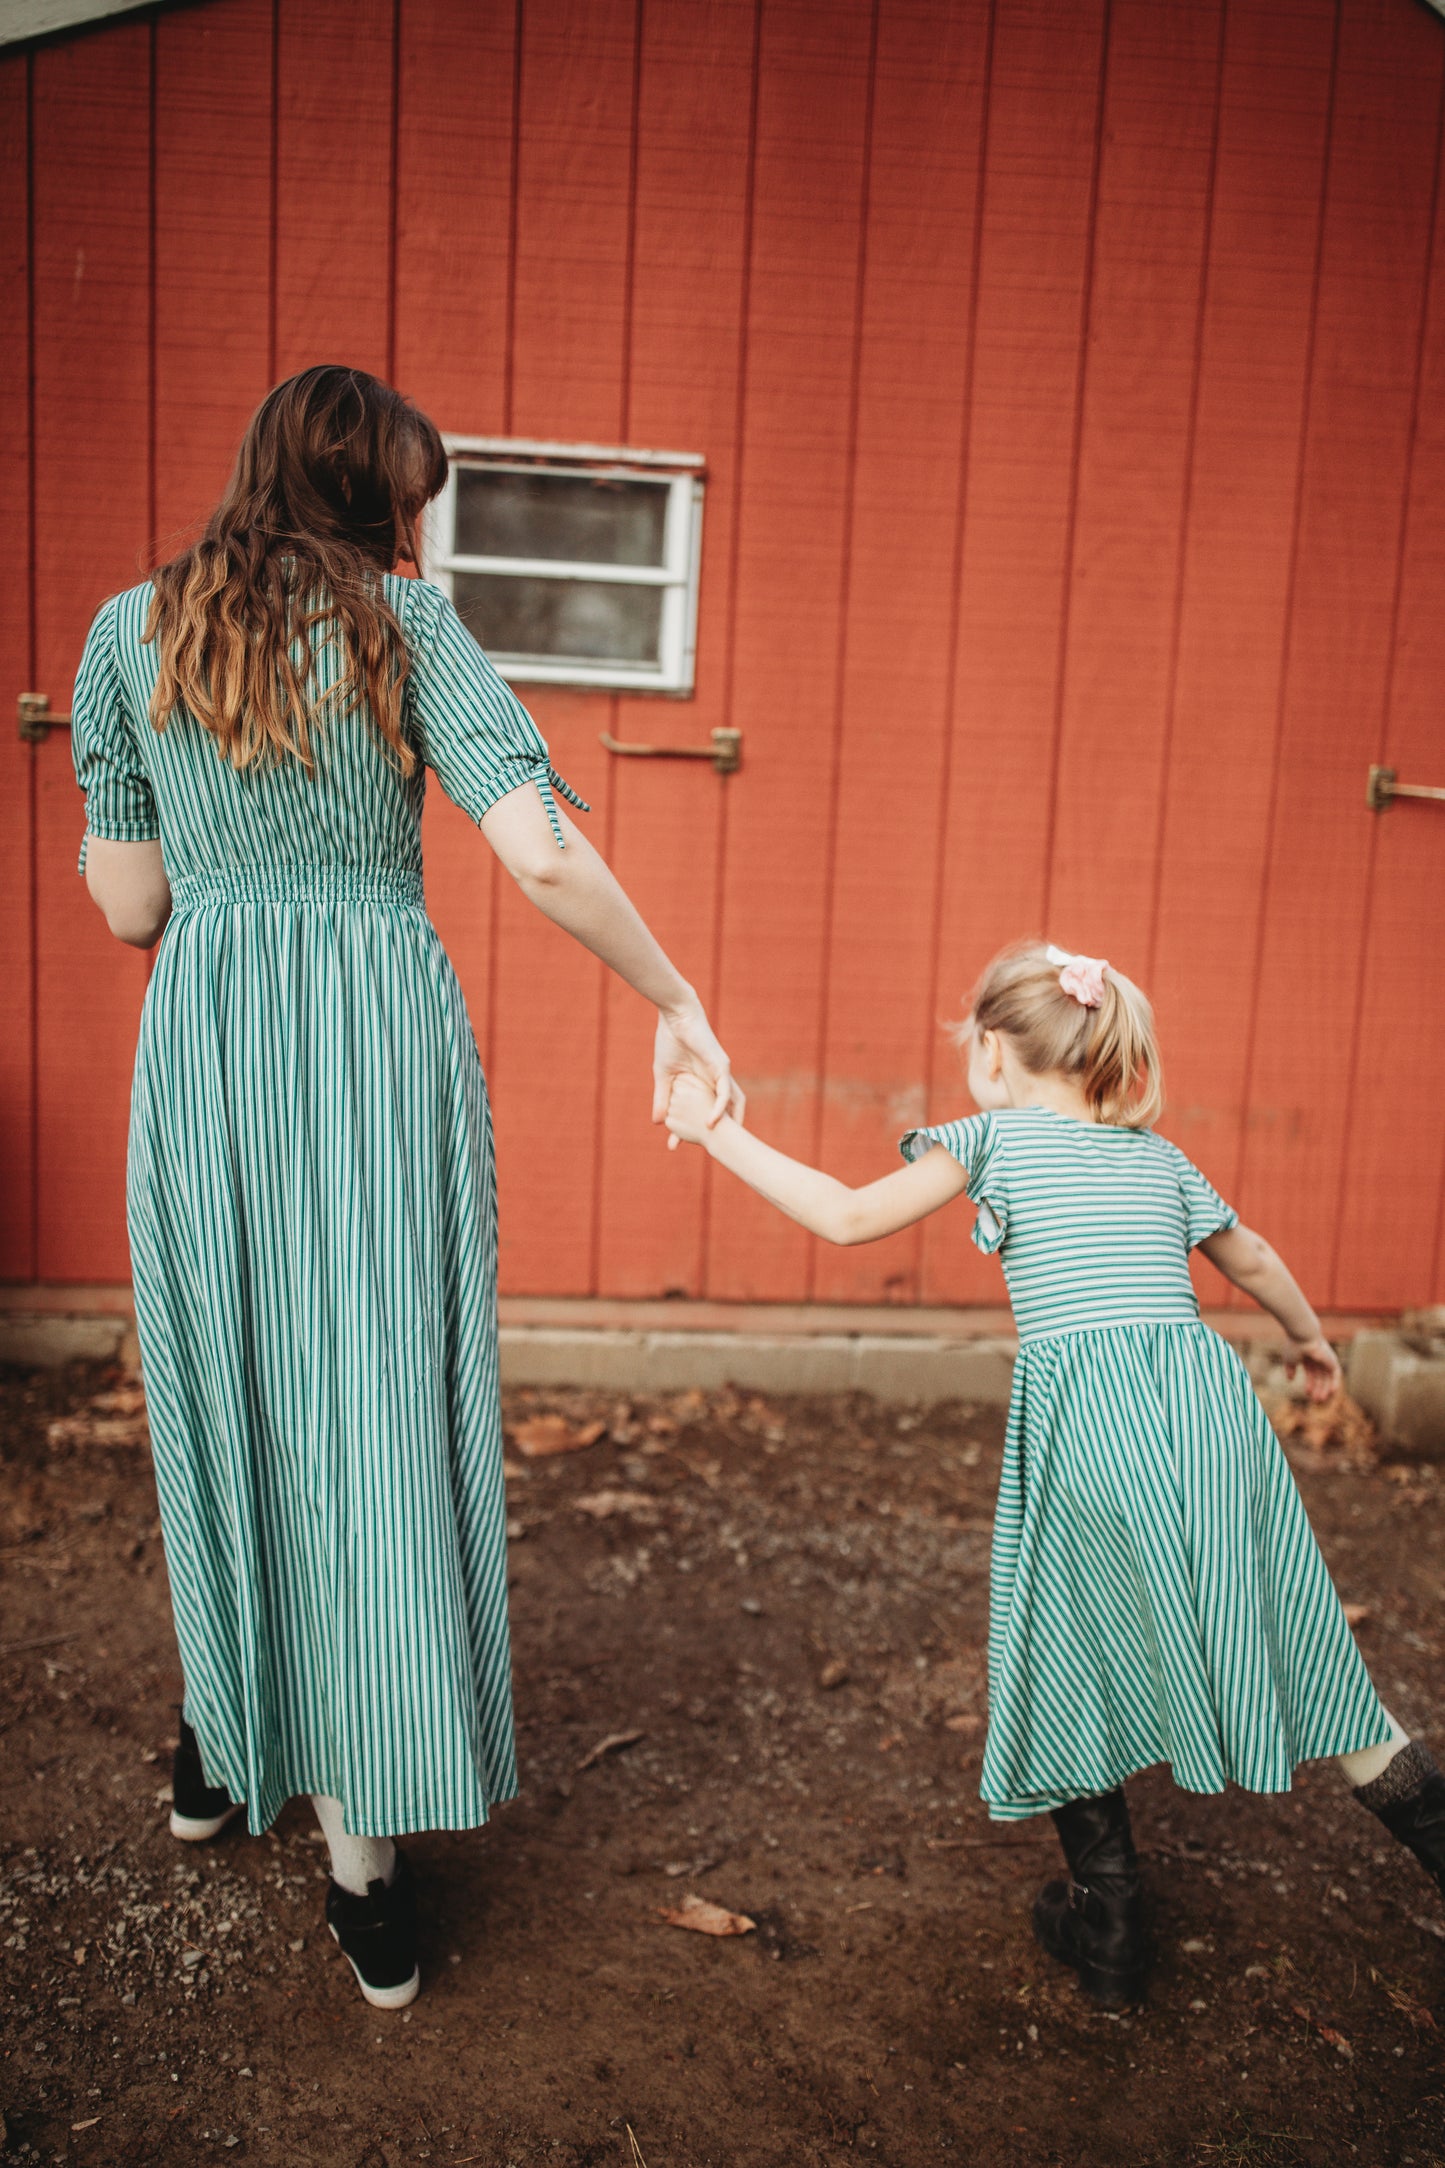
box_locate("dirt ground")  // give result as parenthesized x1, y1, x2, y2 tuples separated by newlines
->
(2, 1361, 1444, 2168)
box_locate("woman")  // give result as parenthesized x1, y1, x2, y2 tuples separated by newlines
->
(73, 364, 740, 2010)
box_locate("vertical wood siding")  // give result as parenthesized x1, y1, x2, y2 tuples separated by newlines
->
(3, 0, 1443, 1312)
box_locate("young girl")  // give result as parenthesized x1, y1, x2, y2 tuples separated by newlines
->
(665, 940, 1445, 2007)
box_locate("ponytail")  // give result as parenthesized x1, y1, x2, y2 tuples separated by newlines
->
(956, 940, 1164, 1129)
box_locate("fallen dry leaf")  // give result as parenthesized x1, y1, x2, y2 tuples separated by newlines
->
(46, 1415, 148, 1452)
(510, 1415, 607, 1459)
(576, 1729, 645, 1772)
(90, 1386, 145, 1415)
(1291, 2003, 1353, 2058)
(574, 1489, 659, 1522)
(1270, 1390, 1377, 1462)
(658, 1894, 755, 1938)
(1381, 1982, 1437, 2030)
(818, 1658, 850, 1691)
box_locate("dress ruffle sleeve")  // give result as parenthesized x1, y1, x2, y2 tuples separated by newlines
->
(899, 1110, 1007, 1256)
(403, 579, 589, 849)
(1169, 1143, 1240, 1248)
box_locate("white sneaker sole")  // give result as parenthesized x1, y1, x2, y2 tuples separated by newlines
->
(328, 1924, 421, 2009)
(169, 1802, 246, 1842)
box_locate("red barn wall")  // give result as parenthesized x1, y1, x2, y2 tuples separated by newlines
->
(3, 0, 1444, 1313)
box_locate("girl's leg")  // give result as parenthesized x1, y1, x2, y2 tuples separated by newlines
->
(1032, 1788, 1148, 2008)
(1341, 1714, 1445, 1903)
(1336, 1705, 1410, 1790)
(310, 1792, 397, 1894)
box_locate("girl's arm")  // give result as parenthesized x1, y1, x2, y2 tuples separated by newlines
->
(83, 836, 172, 948)
(479, 790, 741, 1125)
(1198, 1223, 1341, 1400)
(667, 1083, 970, 1244)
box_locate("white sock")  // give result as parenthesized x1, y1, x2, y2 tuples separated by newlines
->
(311, 1793, 397, 1895)
(1337, 1705, 1411, 1790)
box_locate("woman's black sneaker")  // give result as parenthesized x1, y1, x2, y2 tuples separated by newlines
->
(169, 1714, 245, 1842)
(325, 1848, 420, 2009)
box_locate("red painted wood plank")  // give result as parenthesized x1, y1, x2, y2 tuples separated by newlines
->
(592, 0, 757, 1300)
(274, 0, 393, 380)
(703, 0, 876, 1300)
(1046, 1, 1225, 958)
(394, 0, 522, 1223)
(920, 0, 1110, 1306)
(153, 0, 273, 557)
(491, 0, 640, 1292)
(1337, 87, 1445, 1310)
(0, 56, 36, 1278)
(812, 0, 992, 1305)
(1149, 0, 1337, 1310)
(394, 0, 517, 426)
(1236, 0, 1443, 1295)
(31, 22, 153, 1284)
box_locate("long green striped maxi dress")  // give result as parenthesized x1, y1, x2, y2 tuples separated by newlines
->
(899, 1107, 1392, 1821)
(71, 574, 587, 1838)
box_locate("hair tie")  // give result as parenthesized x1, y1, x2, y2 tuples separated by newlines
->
(1045, 943, 1109, 1009)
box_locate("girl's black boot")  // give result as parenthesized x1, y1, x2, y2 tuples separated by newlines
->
(1032, 1787, 1148, 2008)
(1354, 1742, 1445, 1900)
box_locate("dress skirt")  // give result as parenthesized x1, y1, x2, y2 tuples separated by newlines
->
(127, 869, 518, 1837)
(982, 1320, 1392, 1821)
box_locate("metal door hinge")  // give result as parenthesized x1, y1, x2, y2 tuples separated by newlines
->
(599, 725, 741, 776)
(1367, 764, 1445, 812)
(18, 694, 71, 744)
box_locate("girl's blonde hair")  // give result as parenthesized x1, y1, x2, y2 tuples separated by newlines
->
(954, 939, 1164, 1130)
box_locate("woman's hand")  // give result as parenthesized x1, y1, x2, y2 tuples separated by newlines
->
(664, 1072, 724, 1151)
(652, 1001, 745, 1130)
(1284, 1334, 1343, 1404)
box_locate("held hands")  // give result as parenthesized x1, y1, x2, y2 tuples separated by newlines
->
(1284, 1334, 1343, 1404)
(652, 1002, 745, 1133)
(664, 1071, 726, 1152)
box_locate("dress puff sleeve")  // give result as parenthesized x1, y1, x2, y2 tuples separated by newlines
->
(1169, 1143, 1240, 1248)
(70, 594, 161, 876)
(899, 1111, 1007, 1256)
(403, 579, 589, 849)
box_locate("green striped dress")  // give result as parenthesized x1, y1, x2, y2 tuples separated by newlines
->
(71, 573, 587, 1838)
(899, 1108, 1391, 1821)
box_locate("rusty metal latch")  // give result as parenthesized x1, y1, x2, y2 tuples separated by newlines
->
(18, 694, 71, 745)
(599, 726, 741, 776)
(1367, 765, 1445, 812)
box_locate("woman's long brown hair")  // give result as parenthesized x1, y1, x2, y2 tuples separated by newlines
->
(145, 365, 448, 774)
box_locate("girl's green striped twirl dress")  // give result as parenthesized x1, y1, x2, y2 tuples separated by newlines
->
(71, 574, 587, 1838)
(899, 1108, 1392, 1821)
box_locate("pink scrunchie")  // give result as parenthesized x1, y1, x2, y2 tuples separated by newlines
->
(1046, 944, 1109, 1009)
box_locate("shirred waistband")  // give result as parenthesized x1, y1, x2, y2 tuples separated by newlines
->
(1015, 1312, 1206, 1349)
(170, 866, 426, 910)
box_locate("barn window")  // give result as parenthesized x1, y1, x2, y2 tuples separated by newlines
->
(425, 438, 705, 694)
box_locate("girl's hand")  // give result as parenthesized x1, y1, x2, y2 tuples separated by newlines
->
(665, 1072, 724, 1151)
(1284, 1334, 1342, 1404)
(652, 1003, 745, 1130)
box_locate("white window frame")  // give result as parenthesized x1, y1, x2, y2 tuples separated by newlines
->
(423, 436, 706, 695)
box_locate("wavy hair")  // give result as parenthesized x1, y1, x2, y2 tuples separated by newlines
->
(954, 939, 1165, 1129)
(144, 365, 448, 774)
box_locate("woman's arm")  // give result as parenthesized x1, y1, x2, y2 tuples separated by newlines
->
(83, 836, 172, 949)
(666, 1082, 971, 1244)
(1198, 1223, 1341, 1400)
(479, 787, 741, 1124)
